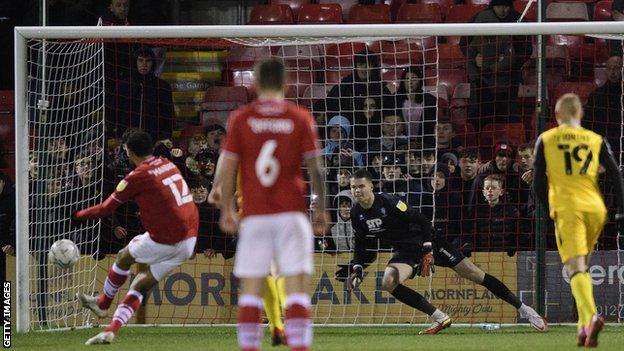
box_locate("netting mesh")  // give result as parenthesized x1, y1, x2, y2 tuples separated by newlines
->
(26, 38, 105, 329)
(20, 31, 624, 330)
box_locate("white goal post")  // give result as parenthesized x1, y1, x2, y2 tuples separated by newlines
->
(14, 22, 624, 333)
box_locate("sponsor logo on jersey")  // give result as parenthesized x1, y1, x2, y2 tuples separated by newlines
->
(396, 200, 408, 212)
(366, 218, 384, 232)
(116, 180, 128, 192)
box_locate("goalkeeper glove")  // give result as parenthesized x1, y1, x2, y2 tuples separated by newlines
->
(347, 265, 364, 291)
(415, 242, 435, 277)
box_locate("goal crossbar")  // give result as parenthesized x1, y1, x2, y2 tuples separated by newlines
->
(14, 22, 624, 39)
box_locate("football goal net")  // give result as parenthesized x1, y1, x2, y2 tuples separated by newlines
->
(13, 22, 624, 332)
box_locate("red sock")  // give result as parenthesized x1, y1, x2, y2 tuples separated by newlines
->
(98, 263, 129, 310)
(105, 290, 142, 335)
(237, 294, 263, 351)
(285, 294, 312, 351)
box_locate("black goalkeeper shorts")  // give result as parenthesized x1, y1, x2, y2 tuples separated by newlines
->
(387, 236, 465, 268)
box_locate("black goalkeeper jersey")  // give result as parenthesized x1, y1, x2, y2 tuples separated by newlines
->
(351, 192, 433, 266)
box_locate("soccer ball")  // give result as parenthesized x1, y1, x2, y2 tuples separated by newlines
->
(48, 239, 80, 268)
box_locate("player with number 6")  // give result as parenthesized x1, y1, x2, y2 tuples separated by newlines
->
(73, 130, 199, 345)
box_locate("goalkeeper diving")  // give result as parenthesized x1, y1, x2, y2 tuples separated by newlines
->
(336, 168, 547, 334)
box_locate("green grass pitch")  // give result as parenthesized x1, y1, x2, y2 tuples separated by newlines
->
(12, 325, 624, 350)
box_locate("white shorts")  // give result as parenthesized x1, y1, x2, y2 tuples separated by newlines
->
(128, 233, 197, 281)
(234, 212, 313, 279)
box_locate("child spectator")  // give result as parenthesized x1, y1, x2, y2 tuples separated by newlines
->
(441, 152, 460, 177)
(512, 142, 535, 216)
(436, 119, 461, 156)
(421, 149, 436, 175)
(474, 174, 529, 255)
(381, 154, 421, 206)
(330, 190, 355, 252)
(370, 113, 409, 154)
(323, 115, 364, 167)
(421, 164, 461, 244)
(190, 176, 235, 260)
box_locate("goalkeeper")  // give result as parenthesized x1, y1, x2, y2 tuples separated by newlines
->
(336, 169, 547, 334)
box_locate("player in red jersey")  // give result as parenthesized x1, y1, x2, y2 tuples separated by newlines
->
(214, 57, 328, 351)
(74, 130, 199, 345)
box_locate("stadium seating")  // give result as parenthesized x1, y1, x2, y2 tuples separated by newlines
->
(276, 45, 323, 69)
(269, 0, 310, 17)
(368, 40, 427, 67)
(427, 68, 468, 99)
(347, 4, 392, 24)
(319, 0, 358, 20)
(446, 4, 487, 22)
(297, 3, 343, 24)
(594, 0, 613, 21)
(514, 0, 537, 21)
(225, 46, 271, 70)
(438, 43, 466, 68)
(395, 3, 443, 23)
(286, 70, 317, 99)
(480, 123, 527, 148)
(323, 69, 352, 86)
(455, 122, 477, 147)
(299, 84, 328, 109)
(421, 0, 453, 19)
(452, 82, 471, 99)
(324, 42, 368, 68)
(546, 2, 589, 21)
(248, 4, 295, 25)
(200, 86, 249, 125)
(225, 70, 256, 97)
(552, 81, 596, 106)
(387, 0, 406, 21)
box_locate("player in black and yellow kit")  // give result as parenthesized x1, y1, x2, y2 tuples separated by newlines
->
(533, 93, 624, 347)
(209, 170, 288, 346)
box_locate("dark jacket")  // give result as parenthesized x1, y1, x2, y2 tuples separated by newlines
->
(195, 203, 236, 259)
(584, 81, 623, 151)
(421, 166, 461, 243)
(474, 202, 529, 252)
(326, 72, 392, 118)
(130, 71, 175, 141)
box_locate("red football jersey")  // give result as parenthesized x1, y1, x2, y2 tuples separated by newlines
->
(221, 98, 321, 217)
(111, 157, 199, 244)
(111, 156, 199, 244)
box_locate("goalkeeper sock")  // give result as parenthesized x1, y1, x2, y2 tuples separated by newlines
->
(285, 293, 312, 351)
(105, 289, 142, 335)
(481, 273, 522, 309)
(570, 272, 596, 328)
(390, 284, 436, 315)
(276, 277, 287, 312)
(237, 294, 263, 351)
(263, 276, 284, 331)
(98, 263, 129, 310)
